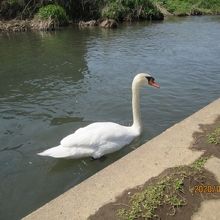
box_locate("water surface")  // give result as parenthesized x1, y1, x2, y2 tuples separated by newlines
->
(0, 16, 220, 219)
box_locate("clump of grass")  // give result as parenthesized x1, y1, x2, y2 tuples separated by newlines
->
(173, 177, 184, 191)
(101, 0, 163, 21)
(117, 156, 208, 220)
(207, 127, 220, 145)
(101, 1, 129, 21)
(117, 180, 166, 219)
(117, 176, 186, 219)
(191, 156, 208, 171)
(37, 4, 68, 25)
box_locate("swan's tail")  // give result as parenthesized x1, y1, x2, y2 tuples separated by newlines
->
(37, 145, 94, 159)
(37, 145, 72, 158)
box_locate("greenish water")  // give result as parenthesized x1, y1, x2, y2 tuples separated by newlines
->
(0, 16, 220, 220)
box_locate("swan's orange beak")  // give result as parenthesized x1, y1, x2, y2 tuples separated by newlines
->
(149, 80, 160, 88)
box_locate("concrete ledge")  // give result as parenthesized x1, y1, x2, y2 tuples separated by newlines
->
(23, 98, 220, 220)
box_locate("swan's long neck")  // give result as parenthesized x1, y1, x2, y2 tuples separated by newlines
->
(131, 80, 142, 134)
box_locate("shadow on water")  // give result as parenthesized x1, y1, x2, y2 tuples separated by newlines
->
(50, 116, 84, 126)
(49, 158, 84, 173)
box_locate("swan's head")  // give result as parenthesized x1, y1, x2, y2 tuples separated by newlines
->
(133, 73, 160, 88)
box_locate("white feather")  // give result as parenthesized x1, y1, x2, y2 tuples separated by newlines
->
(38, 73, 158, 159)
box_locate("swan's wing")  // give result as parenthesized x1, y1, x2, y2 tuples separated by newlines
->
(60, 122, 136, 149)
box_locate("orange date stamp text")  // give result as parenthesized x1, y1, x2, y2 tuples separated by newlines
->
(194, 185, 220, 193)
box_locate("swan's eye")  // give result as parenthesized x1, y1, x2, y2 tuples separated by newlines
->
(146, 76, 160, 88)
(145, 76, 155, 83)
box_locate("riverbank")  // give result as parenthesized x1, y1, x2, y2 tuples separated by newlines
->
(0, 18, 119, 32)
(1, 0, 220, 32)
(157, 0, 220, 16)
(23, 98, 220, 219)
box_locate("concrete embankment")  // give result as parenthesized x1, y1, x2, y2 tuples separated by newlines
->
(23, 98, 220, 220)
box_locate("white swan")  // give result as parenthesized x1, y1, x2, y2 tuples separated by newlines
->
(38, 73, 160, 159)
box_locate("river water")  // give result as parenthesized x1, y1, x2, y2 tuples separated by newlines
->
(0, 16, 220, 219)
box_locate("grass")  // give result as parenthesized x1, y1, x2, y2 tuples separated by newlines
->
(117, 181, 167, 219)
(2, 0, 220, 22)
(101, 0, 163, 21)
(157, 0, 220, 15)
(37, 4, 68, 25)
(191, 156, 208, 171)
(117, 156, 208, 220)
(207, 127, 220, 145)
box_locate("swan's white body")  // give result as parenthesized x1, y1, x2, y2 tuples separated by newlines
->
(39, 122, 139, 159)
(38, 73, 159, 159)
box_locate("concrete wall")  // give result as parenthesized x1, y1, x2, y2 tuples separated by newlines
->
(23, 98, 220, 220)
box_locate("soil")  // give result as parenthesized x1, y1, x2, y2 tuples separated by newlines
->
(191, 116, 220, 158)
(88, 117, 220, 220)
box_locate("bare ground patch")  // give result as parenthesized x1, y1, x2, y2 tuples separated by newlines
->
(191, 116, 220, 158)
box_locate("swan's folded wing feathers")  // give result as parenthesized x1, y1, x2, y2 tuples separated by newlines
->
(60, 122, 135, 149)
